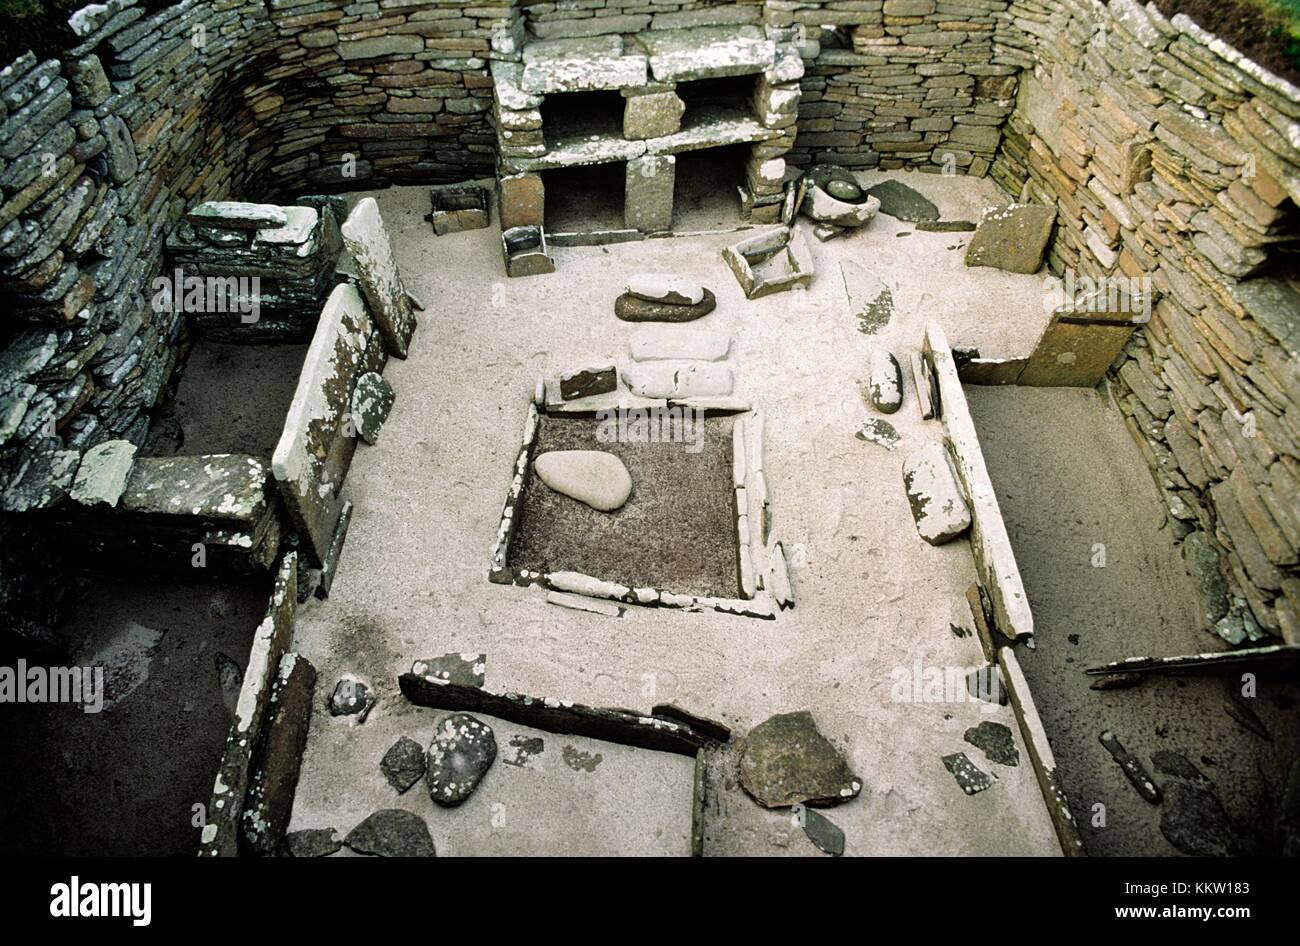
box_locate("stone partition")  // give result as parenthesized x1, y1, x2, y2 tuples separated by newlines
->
(991, 0, 1300, 646)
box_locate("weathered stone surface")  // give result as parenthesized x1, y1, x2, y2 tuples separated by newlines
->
(867, 180, 940, 222)
(69, 438, 135, 507)
(521, 36, 648, 93)
(641, 26, 776, 83)
(1182, 531, 1230, 628)
(341, 198, 416, 359)
(628, 327, 730, 362)
(624, 89, 685, 140)
(429, 185, 489, 236)
(802, 187, 880, 228)
(866, 349, 903, 413)
(272, 284, 372, 566)
(410, 653, 487, 689)
(857, 417, 900, 450)
(187, 202, 288, 232)
(534, 450, 633, 512)
(498, 173, 544, 231)
(350, 371, 394, 446)
(427, 712, 497, 807)
(964, 204, 1056, 275)
(381, 736, 427, 794)
(625, 155, 675, 232)
(738, 710, 862, 808)
(902, 442, 971, 546)
(942, 752, 995, 795)
(123, 454, 270, 526)
(615, 289, 716, 322)
(338, 35, 425, 62)
(285, 828, 341, 858)
(622, 361, 734, 399)
(1019, 320, 1136, 387)
(345, 809, 437, 857)
(964, 721, 1019, 767)
(0, 330, 57, 395)
(560, 365, 617, 401)
(1160, 781, 1234, 857)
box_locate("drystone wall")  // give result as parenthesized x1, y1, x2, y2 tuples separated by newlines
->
(992, 0, 1300, 646)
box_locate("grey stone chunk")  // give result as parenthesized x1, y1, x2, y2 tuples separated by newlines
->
(903, 443, 971, 545)
(866, 349, 903, 413)
(624, 89, 685, 140)
(328, 675, 375, 722)
(534, 449, 633, 512)
(1181, 531, 1230, 628)
(964, 203, 1056, 275)
(427, 712, 497, 807)
(410, 653, 486, 689)
(640, 26, 776, 82)
(942, 752, 995, 795)
(341, 198, 416, 359)
(626, 154, 675, 232)
(69, 438, 136, 507)
(381, 736, 427, 794)
(345, 809, 436, 857)
(963, 721, 1019, 767)
(285, 828, 342, 858)
(738, 710, 862, 808)
(615, 289, 716, 322)
(0, 383, 34, 444)
(1231, 277, 1300, 359)
(338, 35, 425, 61)
(800, 806, 845, 856)
(867, 180, 940, 222)
(100, 114, 137, 183)
(1160, 781, 1235, 857)
(350, 371, 394, 446)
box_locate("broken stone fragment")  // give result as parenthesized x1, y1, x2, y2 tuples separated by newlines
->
(800, 806, 845, 856)
(381, 736, 427, 794)
(344, 809, 436, 857)
(328, 675, 375, 722)
(866, 349, 903, 413)
(964, 203, 1056, 275)
(626, 273, 705, 307)
(902, 443, 971, 545)
(866, 180, 939, 223)
(963, 721, 1019, 767)
(857, 417, 899, 451)
(69, 438, 136, 507)
(350, 371, 394, 446)
(738, 710, 862, 808)
(285, 827, 342, 858)
(615, 289, 716, 322)
(628, 326, 731, 362)
(534, 449, 632, 512)
(187, 201, 288, 232)
(1099, 730, 1162, 804)
(560, 365, 617, 401)
(942, 752, 995, 795)
(341, 197, 417, 358)
(427, 712, 497, 807)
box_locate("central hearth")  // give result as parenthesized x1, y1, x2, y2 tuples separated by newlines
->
(492, 26, 804, 245)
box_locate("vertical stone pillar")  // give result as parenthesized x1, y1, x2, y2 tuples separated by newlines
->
(499, 172, 544, 230)
(622, 84, 684, 140)
(625, 154, 675, 233)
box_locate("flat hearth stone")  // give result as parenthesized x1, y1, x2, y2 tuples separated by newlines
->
(628, 327, 731, 362)
(866, 179, 940, 222)
(621, 361, 734, 398)
(902, 442, 972, 546)
(615, 289, 716, 322)
(627, 273, 705, 306)
(534, 449, 633, 512)
(964, 203, 1056, 275)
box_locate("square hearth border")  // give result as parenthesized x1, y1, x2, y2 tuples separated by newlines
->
(487, 396, 782, 620)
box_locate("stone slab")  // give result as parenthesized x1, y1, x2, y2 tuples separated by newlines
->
(341, 198, 417, 359)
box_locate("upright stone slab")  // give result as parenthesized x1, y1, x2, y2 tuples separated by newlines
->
(272, 284, 372, 566)
(626, 155, 675, 233)
(341, 198, 417, 359)
(498, 173, 544, 230)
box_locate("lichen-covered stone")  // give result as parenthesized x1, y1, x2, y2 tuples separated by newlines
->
(426, 712, 497, 807)
(341, 198, 416, 359)
(902, 443, 971, 545)
(738, 710, 862, 808)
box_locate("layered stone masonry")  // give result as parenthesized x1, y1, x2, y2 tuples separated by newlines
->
(992, 0, 1300, 645)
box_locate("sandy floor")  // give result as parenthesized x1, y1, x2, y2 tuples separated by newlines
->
(288, 170, 1066, 855)
(968, 386, 1300, 855)
(0, 579, 269, 855)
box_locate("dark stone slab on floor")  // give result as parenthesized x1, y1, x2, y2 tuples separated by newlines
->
(738, 710, 862, 808)
(867, 180, 939, 222)
(345, 809, 437, 857)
